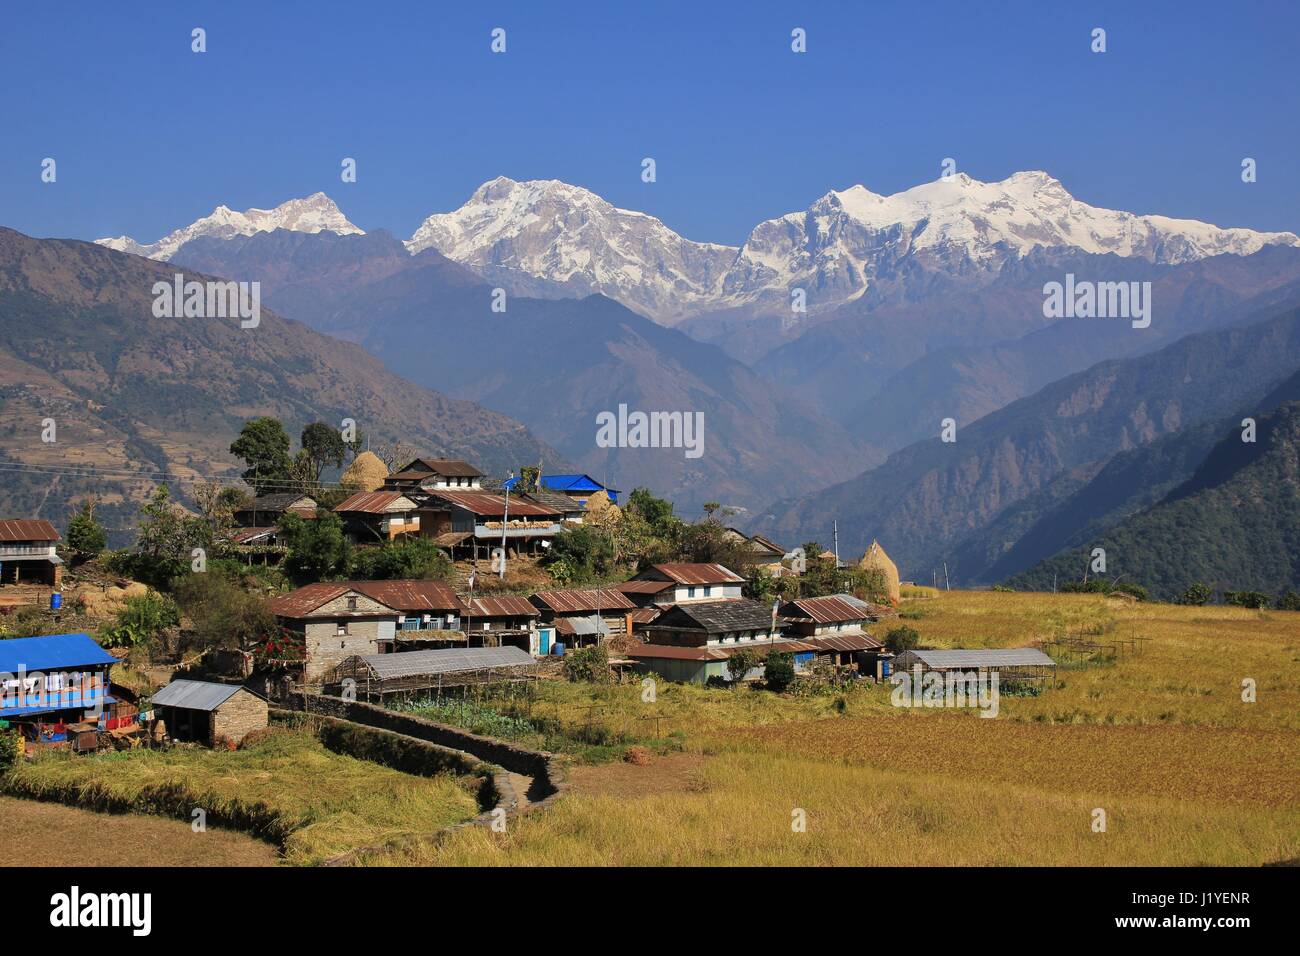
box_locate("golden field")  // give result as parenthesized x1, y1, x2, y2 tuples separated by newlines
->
(377, 590, 1300, 866)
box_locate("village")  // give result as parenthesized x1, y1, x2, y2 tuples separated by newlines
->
(0, 432, 1288, 871)
(0, 430, 1063, 749)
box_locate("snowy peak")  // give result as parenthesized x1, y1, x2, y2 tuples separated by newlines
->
(406, 177, 737, 320)
(96, 193, 363, 261)
(722, 171, 1300, 311)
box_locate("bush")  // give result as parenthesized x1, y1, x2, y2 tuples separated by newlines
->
(1275, 590, 1300, 611)
(0, 729, 22, 771)
(563, 644, 611, 683)
(1223, 590, 1270, 609)
(99, 590, 180, 649)
(351, 538, 452, 581)
(764, 652, 796, 692)
(1179, 583, 1212, 606)
(726, 648, 760, 684)
(884, 625, 920, 654)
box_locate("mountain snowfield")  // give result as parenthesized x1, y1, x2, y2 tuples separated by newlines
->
(405, 176, 737, 320)
(95, 192, 363, 261)
(98, 172, 1299, 321)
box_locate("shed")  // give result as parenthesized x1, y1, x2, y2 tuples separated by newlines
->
(150, 679, 268, 746)
(331, 645, 540, 700)
(892, 648, 1057, 686)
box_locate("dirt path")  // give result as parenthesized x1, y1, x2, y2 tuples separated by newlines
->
(0, 796, 279, 867)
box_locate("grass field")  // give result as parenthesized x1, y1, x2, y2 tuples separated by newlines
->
(374, 591, 1300, 866)
(4, 728, 481, 865)
(0, 796, 278, 866)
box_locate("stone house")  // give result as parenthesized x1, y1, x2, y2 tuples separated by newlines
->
(266, 583, 400, 683)
(150, 679, 269, 747)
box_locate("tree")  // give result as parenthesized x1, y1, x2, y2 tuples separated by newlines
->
(1275, 590, 1300, 611)
(66, 499, 107, 557)
(352, 539, 453, 581)
(300, 422, 346, 484)
(132, 485, 211, 584)
(764, 652, 795, 692)
(230, 417, 294, 494)
(1179, 583, 1212, 606)
(172, 570, 279, 654)
(543, 524, 615, 583)
(884, 625, 920, 654)
(279, 510, 351, 582)
(726, 648, 760, 685)
(626, 487, 677, 539)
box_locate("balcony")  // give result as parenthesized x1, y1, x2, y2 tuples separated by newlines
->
(474, 520, 562, 539)
(0, 545, 56, 559)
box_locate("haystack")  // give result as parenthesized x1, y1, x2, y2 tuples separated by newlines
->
(340, 450, 388, 492)
(858, 539, 901, 603)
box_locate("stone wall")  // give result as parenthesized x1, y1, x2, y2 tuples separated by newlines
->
(212, 689, 269, 745)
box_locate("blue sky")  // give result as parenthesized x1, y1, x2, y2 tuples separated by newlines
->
(3, 1, 1297, 247)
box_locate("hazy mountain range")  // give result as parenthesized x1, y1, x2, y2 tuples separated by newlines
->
(54, 172, 1300, 592)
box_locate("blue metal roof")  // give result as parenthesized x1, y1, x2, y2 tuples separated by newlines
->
(503, 474, 620, 496)
(0, 633, 118, 673)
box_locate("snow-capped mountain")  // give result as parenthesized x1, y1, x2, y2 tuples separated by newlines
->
(719, 171, 1300, 313)
(405, 176, 737, 320)
(407, 171, 1300, 323)
(95, 193, 363, 261)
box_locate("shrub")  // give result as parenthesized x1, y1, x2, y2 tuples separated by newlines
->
(764, 652, 796, 692)
(99, 590, 180, 648)
(0, 729, 22, 771)
(563, 644, 611, 683)
(1275, 590, 1300, 611)
(1179, 583, 1212, 606)
(884, 625, 920, 654)
(1223, 590, 1270, 610)
(726, 648, 760, 684)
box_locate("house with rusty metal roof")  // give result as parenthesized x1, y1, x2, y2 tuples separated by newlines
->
(529, 587, 636, 647)
(630, 598, 817, 685)
(423, 489, 565, 562)
(722, 528, 787, 567)
(778, 594, 883, 668)
(625, 563, 746, 605)
(333, 490, 423, 543)
(233, 493, 318, 528)
(265, 582, 404, 682)
(0, 518, 63, 588)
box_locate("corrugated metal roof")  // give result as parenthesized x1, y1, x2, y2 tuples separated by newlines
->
(350, 645, 536, 679)
(151, 679, 256, 711)
(503, 474, 619, 494)
(334, 491, 416, 514)
(894, 648, 1057, 669)
(648, 599, 776, 633)
(0, 633, 116, 672)
(531, 588, 636, 613)
(228, 526, 278, 544)
(615, 580, 675, 594)
(432, 490, 560, 518)
(351, 580, 463, 613)
(266, 583, 382, 617)
(781, 594, 874, 624)
(0, 519, 59, 542)
(805, 632, 882, 653)
(468, 595, 539, 617)
(554, 616, 612, 637)
(646, 563, 745, 586)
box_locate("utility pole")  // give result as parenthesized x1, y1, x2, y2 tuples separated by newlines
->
(499, 471, 513, 580)
(832, 520, 840, 569)
(943, 562, 950, 591)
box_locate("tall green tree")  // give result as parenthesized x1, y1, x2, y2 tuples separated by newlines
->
(230, 417, 294, 494)
(300, 422, 346, 483)
(66, 499, 107, 557)
(279, 510, 351, 582)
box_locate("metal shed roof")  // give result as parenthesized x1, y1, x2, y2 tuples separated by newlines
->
(0, 633, 116, 672)
(151, 679, 259, 711)
(0, 519, 60, 542)
(894, 648, 1057, 669)
(531, 588, 636, 613)
(781, 593, 874, 624)
(348, 645, 536, 679)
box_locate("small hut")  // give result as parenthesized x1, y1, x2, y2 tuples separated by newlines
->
(149, 680, 268, 747)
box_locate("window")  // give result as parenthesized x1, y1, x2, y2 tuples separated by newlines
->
(687, 586, 697, 599)
(336, 622, 349, 636)
(346, 596, 358, 611)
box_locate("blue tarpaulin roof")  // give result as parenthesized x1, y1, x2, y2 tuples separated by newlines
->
(0, 633, 117, 673)
(503, 474, 620, 496)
